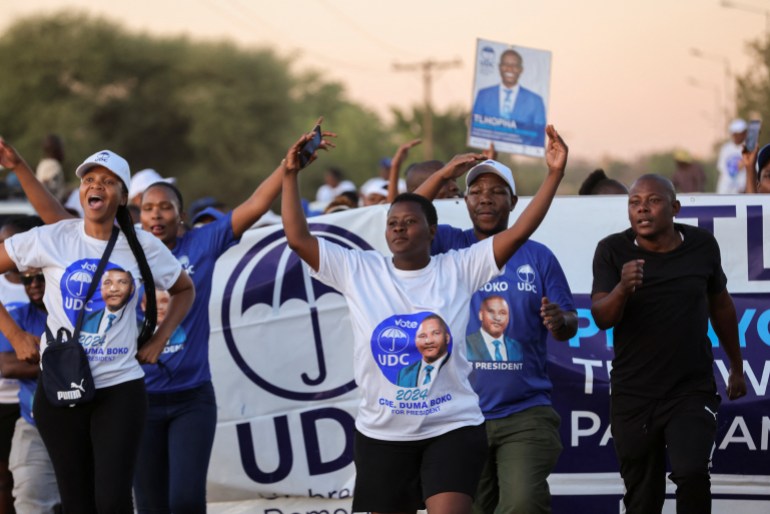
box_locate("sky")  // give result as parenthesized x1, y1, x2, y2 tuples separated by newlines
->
(1, 0, 767, 162)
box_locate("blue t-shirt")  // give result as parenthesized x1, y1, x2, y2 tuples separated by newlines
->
(142, 213, 237, 393)
(0, 303, 47, 425)
(431, 225, 575, 419)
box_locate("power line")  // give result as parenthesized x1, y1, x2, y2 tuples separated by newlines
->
(317, 0, 414, 57)
(393, 58, 463, 159)
(198, 0, 376, 71)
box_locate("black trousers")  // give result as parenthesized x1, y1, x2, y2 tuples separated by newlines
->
(610, 392, 720, 514)
(34, 378, 147, 514)
(610, 394, 720, 514)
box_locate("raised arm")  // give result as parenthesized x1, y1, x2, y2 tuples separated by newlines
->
(137, 270, 195, 365)
(282, 126, 336, 272)
(413, 153, 486, 200)
(709, 288, 746, 400)
(0, 138, 74, 223)
(742, 142, 760, 194)
(387, 139, 422, 203)
(491, 125, 566, 267)
(229, 162, 284, 238)
(230, 117, 332, 237)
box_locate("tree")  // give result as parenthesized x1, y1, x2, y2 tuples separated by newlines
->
(736, 37, 770, 151)
(291, 71, 393, 198)
(0, 12, 394, 208)
(390, 105, 471, 164)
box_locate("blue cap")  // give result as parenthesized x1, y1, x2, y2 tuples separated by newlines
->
(191, 206, 223, 225)
(189, 196, 224, 220)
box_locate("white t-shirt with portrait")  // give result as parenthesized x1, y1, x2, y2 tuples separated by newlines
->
(310, 237, 501, 442)
(5, 219, 182, 389)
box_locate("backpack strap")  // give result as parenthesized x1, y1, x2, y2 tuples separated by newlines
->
(45, 226, 119, 346)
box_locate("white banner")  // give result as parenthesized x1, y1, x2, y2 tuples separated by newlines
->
(206, 194, 770, 511)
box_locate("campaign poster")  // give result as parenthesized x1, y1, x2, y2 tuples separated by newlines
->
(468, 38, 552, 158)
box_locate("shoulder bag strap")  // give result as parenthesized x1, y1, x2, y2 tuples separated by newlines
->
(51, 226, 120, 345)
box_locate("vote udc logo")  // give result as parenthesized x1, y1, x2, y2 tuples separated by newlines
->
(221, 224, 373, 401)
(61, 258, 106, 323)
(479, 45, 497, 74)
(371, 312, 453, 386)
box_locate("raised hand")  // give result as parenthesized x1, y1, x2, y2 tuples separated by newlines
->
(441, 153, 487, 180)
(0, 138, 24, 172)
(393, 139, 422, 166)
(545, 125, 568, 174)
(283, 117, 337, 173)
(482, 142, 498, 161)
(742, 138, 761, 193)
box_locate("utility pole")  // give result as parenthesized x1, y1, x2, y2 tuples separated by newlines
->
(393, 58, 462, 159)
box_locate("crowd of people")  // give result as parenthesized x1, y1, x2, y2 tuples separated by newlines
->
(307, 116, 768, 215)
(0, 113, 759, 514)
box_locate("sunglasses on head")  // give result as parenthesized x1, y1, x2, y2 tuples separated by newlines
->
(20, 273, 44, 286)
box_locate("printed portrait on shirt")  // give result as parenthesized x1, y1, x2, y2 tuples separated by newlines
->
(371, 312, 452, 387)
(79, 267, 135, 343)
(139, 288, 187, 354)
(465, 294, 523, 362)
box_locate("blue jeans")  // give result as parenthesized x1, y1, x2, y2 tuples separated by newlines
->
(134, 381, 217, 514)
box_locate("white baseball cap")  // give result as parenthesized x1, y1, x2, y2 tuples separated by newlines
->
(361, 178, 389, 198)
(128, 168, 176, 201)
(466, 160, 517, 197)
(729, 118, 748, 134)
(75, 150, 131, 190)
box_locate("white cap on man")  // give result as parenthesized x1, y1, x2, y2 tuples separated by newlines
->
(729, 118, 748, 134)
(466, 160, 517, 197)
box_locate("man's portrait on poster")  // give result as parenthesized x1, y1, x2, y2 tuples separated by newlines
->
(470, 40, 551, 154)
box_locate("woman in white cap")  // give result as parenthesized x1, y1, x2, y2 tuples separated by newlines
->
(0, 126, 289, 511)
(0, 141, 194, 513)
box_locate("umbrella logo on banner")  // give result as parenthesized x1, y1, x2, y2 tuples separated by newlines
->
(221, 223, 374, 401)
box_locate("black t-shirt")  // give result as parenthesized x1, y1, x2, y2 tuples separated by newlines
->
(591, 224, 726, 398)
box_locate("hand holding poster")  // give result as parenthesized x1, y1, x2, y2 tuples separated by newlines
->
(469, 38, 552, 157)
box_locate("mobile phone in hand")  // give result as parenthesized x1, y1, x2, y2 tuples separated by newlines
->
(299, 125, 322, 168)
(746, 120, 761, 152)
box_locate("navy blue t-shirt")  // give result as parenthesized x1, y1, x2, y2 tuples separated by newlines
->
(432, 225, 575, 419)
(142, 213, 237, 393)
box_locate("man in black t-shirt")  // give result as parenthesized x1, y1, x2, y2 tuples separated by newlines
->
(591, 174, 746, 514)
